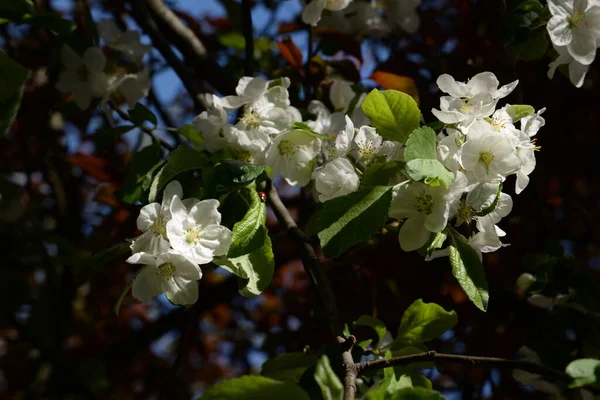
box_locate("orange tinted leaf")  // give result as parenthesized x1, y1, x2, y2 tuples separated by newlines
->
(68, 154, 116, 182)
(278, 22, 302, 34)
(277, 37, 303, 71)
(94, 184, 121, 207)
(370, 71, 420, 105)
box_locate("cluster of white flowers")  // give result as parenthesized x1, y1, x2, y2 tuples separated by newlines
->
(306, 0, 421, 35)
(56, 19, 151, 110)
(302, 0, 353, 26)
(126, 181, 232, 305)
(546, 0, 600, 87)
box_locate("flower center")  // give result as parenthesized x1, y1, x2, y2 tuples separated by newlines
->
(240, 109, 262, 129)
(75, 65, 90, 82)
(150, 215, 167, 238)
(457, 202, 475, 223)
(568, 11, 585, 29)
(479, 151, 494, 173)
(459, 101, 476, 114)
(491, 116, 508, 131)
(359, 141, 377, 161)
(278, 139, 298, 156)
(415, 192, 434, 215)
(157, 262, 176, 281)
(185, 225, 202, 245)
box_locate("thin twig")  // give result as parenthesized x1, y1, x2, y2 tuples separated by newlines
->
(242, 0, 255, 76)
(109, 103, 175, 151)
(266, 181, 344, 337)
(355, 351, 570, 382)
(339, 336, 358, 400)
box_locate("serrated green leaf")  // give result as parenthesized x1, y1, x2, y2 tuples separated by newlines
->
(405, 159, 454, 188)
(395, 299, 457, 345)
(475, 183, 502, 217)
(361, 89, 420, 143)
(119, 143, 164, 204)
(317, 185, 393, 258)
(388, 387, 446, 400)
(507, 105, 535, 122)
(178, 124, 204, 146)
(353, 315, 387, 349)
(314, 356, 343, 400)
(128, 102, 157, 127)
(361, 161, 404, 188)
(565, 358, 600, 388)
(228, 189, 267, 258)
(404, 127, 437, 162)
(447, 227, 489, 311)
(197, 376, 310, 400)
(148, 146, 209, 202)
(261, 353, 319, 383)
(213, 233, 274, 297)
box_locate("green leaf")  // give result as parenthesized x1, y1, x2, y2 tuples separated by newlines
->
(0, 0, 33, 16)
(395, 299, 457, 345)
(128, 102, 158, 127)
(475, 183, 502, 217)
(94, 125, 137, 148)
(388, 387, 446, 400)
(213, 232, 274, 297)
(215, 160, 268, 187)
(447, 227, 489, 312)
(119, 143, 164, 204)
(148, 146, 209, 202)
(506, 105, 535, 122)
(404, 127, 437, 162)
(0, 51, 30, 135)
(361, 161, 404, 188)
(261, 353, 319, 383)
(353, 315, 387, 349)
(218, 32, 246, 50)
(0, 82, 25, 136)
(317, 185, 393, 258)
(565, 358, 600, 388)
(405, 159, 454, 188)
(425, 232, 447, 258)
(228, 189, 267, 258)
(18, 12, 76, 36)
(197, 376, 310, 400)
(314, 356, 343, 400)
(178, 124, 204, 146)
(361, 89, 420, 144)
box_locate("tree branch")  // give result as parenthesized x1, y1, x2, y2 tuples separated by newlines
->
(266, 182, 344, 338)
(355, 351, 571, 382)
(339, 336, 358, 400)
(241, 0, 255, 76)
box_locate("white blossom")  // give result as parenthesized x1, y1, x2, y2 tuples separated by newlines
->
(548, 44, 590, 87)
(352, 125, 383, 164)
(98, 19, 151, 65)
(265, 128, 322, 187)
(126, 251, 202, 305)
(312, 157, 360, 202)
(56, 46, 109, 109)
(302, 0, 353, 26)
(323, 115, 354, 160)
(220, 76, 290, 110)
(547, 0, 600, 65)
(166, 197, 232, 265)
(193, 94, 230, 153)
(388, 0, 421, 33)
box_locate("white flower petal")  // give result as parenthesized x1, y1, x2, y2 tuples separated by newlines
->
(302, 0, 327, 26)
(398, 214, 430, 252)
(132, 266, 163, 303)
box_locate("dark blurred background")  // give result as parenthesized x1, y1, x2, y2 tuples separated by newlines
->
(0, 0, 599, 399)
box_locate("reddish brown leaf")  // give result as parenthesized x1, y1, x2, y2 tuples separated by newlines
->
(67, 154, 116, 183)
(278, 22, 302, 34)
(94, 184, 121, 207)
(370, 71, 420, 105)
(277, 37, 303, 71)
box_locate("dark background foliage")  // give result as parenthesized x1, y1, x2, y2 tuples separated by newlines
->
(0, 0, 598, 399)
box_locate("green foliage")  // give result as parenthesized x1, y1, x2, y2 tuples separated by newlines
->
(228, 189, 267, 258)
(0, 51, 30, 136)
(404, 127, 437, 162)
(213, 228, 274, 297)
(261, 353, 319, 383)
(502, 0, 550, 61)
(566, 358, 600, 388)
(178, 124, 204, 146)
(353, 315, 387, 349)
(361, 89, 421, 144)
(447, 227, 489, 311)
(119, 143, 165, 204)
(90, 242, 131, 268)
(148, 146, 209, 202)
(317, 185, 393, 258)
(219, 32, 246, 50)
(197, 376, 310, 400)
(314, 355, 344, 400)
(507, 105, 535, 122)
(403, 127, 454, 187)
(388, 387, 446, 400)
(393, 299, 457, 346)
(128, 103, 158, 127)
(425, 232, 447, 258)
(0, 2, 75, 35)
(94, 125, 137, 148)
(361, 161, 404, 188)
